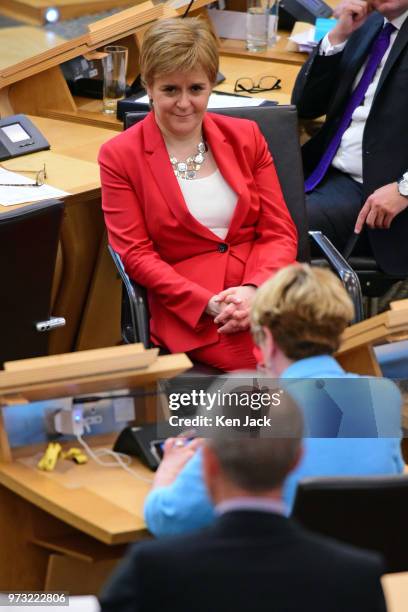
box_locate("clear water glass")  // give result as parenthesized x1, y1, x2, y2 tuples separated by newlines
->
(246, 0, 269, 52)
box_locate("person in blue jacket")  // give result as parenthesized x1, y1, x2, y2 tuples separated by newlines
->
(144, 264, 404, 537)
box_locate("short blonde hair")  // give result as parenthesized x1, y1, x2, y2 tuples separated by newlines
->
(140, 17, 219, 87)
(251, 264, 354, 360)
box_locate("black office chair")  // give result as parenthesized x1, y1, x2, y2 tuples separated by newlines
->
(292, 475, 408, 573)
(110, 105, 363, 353)
(0, 199, 65, 367)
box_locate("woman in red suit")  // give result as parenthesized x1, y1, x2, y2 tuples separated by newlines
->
(99, 17, 297, 371)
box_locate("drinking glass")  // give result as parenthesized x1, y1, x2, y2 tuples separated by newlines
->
(246, 0, 269, 52)
(102, 45, 128, 115)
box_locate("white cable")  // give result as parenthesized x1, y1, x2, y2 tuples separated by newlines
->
(76, 435, 153, 484)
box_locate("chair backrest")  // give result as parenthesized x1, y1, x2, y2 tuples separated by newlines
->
(125, 105, 310, 262)
(0, 199, 64, 366)
(292, 475, 408, 573)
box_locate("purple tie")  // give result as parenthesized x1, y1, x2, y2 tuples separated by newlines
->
(305, 22, 396, 193)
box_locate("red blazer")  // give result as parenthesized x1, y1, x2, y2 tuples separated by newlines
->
(99, 112, 297, 352)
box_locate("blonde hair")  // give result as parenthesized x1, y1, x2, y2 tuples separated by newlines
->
(251, 264, 354, 360)
(140, 17, 219, 87)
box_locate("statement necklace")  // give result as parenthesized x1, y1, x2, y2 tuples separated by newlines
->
(170, 141, 207, 180)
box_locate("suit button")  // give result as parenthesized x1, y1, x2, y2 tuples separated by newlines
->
(218, 243, 228, 253)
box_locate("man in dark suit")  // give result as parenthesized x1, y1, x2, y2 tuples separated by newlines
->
(292, 0, 408, 274)
(99, 399, 386, 612)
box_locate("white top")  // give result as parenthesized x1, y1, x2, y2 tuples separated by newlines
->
(319, 10, 408, 183)
(177, 169, 237, 239)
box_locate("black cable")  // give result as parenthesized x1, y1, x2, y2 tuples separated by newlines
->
(182, 0, 195, 17)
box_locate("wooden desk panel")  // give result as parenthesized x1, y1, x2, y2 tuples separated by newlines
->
(0, 27, 64, 71)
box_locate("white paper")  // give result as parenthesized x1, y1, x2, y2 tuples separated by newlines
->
(289, 27, 317, 52)
(136, 93, 266, 108)
(298, 44, 315, 52)
(208, 93, 266, 108)
(289, 27, 316, 45)
(0, 167, 69, 206)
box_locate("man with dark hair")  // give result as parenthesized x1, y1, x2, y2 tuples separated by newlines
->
(100, 398, 386, 612)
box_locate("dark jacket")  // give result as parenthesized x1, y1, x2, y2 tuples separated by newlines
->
(99, 510, 386, 612)
(292, 12, 408, 274)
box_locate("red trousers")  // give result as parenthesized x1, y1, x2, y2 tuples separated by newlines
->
(188, 330, 257, 371)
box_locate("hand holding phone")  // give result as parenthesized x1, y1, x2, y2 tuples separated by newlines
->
(151, 436, 203, 489)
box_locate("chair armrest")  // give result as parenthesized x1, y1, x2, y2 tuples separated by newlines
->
(108, 246, 151, 347)
(309, 231, 364, 323)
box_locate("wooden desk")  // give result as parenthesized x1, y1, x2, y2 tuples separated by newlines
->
(0, 17, 308, 129)
(0, 347, 191, 592)
(219, 30, 308, 66)
(49, 49, 301, 129)
(0, 436, 152, 592)
(0, 27, 65, 71)
(218, 55, 301, 105)
(0, 116, 118, 354)
(0, 437, 151, 545)
(1, 0, 132, 25)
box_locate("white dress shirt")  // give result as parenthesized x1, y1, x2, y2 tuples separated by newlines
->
(319, 10, 408, 183)
(177, 168, 237, 239)
(216, 496, 287, 516)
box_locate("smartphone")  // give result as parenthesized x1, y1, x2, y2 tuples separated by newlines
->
(150, 439, 165, 464)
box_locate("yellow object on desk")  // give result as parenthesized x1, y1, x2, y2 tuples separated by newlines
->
(62, 447, 88, 464)
(37, 442, 62, 471)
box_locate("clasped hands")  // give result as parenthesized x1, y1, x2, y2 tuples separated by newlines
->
(206, 285, 256, 334)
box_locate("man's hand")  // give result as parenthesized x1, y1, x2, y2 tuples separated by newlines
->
(213, 285, 256, 334)
(151, 437, 203, 489)
(329, 0, 371, 45)
(355, 182, 408, 232)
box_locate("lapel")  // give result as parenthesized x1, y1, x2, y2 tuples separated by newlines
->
(203, 113, 250, 241)
(374, 12, 408, 103)
(142, 112, 250, 242)
(329, 13, 383, 117)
